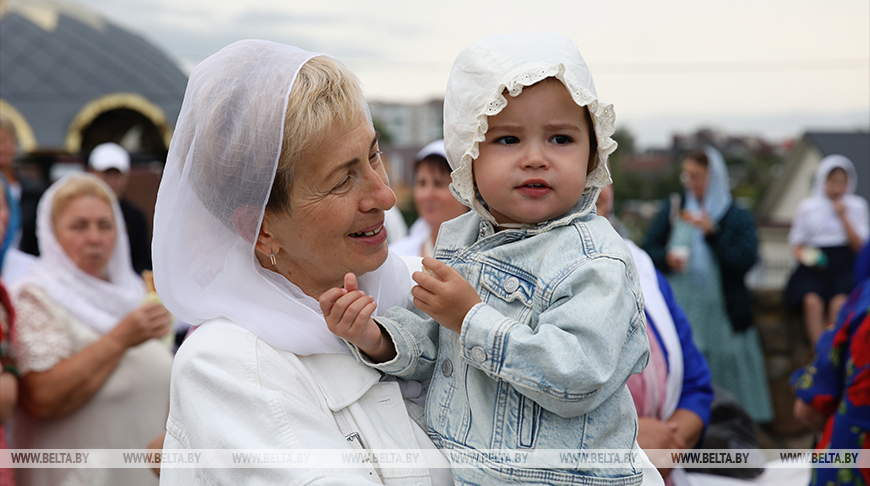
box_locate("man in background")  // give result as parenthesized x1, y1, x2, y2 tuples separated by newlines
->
(88, 142, 152, 274)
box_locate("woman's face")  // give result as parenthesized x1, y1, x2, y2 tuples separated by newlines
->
(824, 168, 848, 200)
(681, 158, 708, 200)
(413, 162, 467, 233)
(263, 116, 396, 297)
(54, 195, 116, 278)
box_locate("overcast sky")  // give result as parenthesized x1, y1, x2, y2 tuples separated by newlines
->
(69, 0, 870, 147)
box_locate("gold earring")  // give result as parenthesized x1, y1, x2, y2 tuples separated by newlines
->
(270, 251, 277, 265)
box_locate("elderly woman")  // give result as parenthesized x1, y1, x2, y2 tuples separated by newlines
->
(643, 147, 772, 425)
(391, 140, 468, 259)
(11, 173, 173, 486)
(153, 40, 450, 485)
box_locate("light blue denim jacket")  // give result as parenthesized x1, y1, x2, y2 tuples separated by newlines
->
(354, 201, 650, 486)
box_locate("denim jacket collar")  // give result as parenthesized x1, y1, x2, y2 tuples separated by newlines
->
(477, 186, 602, 238)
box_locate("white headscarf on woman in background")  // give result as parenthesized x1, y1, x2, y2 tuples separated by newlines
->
(151, 40, 410, 356)
(13, 173, 144, 334)
(788, 154, 869, 248)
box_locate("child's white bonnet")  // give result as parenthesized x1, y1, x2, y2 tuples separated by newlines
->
(443, 32, 617, 225)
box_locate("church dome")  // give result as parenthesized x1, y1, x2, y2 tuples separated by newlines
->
(0, 0, 187, 157)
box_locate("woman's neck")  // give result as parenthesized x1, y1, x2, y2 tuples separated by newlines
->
(255, 250, 337, 300)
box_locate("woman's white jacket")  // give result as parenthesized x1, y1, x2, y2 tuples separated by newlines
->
(160, 318, 450, 486)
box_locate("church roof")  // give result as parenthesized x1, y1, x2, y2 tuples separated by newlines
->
(0, 0, 187, 151)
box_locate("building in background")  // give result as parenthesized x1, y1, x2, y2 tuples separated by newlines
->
(371, 98, 443, 187)
(0, 0, 188, 228)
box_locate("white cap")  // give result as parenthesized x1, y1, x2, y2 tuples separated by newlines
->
(415, 139, 447, 161)
(88, 143, 130, 173)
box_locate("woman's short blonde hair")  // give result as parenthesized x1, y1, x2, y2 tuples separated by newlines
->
(52, 174, 116, 226)
(267, 56, 368, 214)
(0, 115, 16, 138)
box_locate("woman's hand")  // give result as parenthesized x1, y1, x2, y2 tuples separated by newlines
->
(0, 371, 18, 424)
(319, 274, 396, 362)
(793, 397, 828, 432)
(411, 257, 481, 334)
(681, 210, 714, 235)
(665, 251, 688, 273)
(637, 416, 687, 478)
(833, 198, 846, 218)
(109, 303, 171, 350)
(20, 302, 170, 419)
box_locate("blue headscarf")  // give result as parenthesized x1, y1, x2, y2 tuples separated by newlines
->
(0, 174, 21, 268)
(683, 146, 732, 223)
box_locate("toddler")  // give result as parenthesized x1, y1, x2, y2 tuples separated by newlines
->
(322, 33, 656, 486)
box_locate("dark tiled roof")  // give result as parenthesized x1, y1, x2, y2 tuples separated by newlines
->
(0, 7, 187, 150)
(806, 131, 870, 202)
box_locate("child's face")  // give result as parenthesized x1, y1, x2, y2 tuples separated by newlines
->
(474, 79, 591, 226)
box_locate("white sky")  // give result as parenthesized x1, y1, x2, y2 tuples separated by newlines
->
(71, 0, 870, 147)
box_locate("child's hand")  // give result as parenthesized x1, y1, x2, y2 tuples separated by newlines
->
(319, 273, 396, 362)
(411, 257, 481, 334)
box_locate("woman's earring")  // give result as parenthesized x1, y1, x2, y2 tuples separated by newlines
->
(270, 251, 277, 266)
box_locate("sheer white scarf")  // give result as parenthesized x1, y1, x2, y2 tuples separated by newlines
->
(151, 40, 411, 356)
(13, 173, 145, 334)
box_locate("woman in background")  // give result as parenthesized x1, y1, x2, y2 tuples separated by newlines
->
(786, 155, 868, 345)
(643, 147, 772, 424)
(0, 176, 18, 486)
(390, 140, 468, 258)
(11, 173, 172, 486)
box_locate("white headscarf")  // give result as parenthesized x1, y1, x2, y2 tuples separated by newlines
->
(13, 172, 145, 334)
(443, 32, 617, 226)
(151, 40, 411, 356)
(813, 154, 858, 197)
(789, 154, 869, 247)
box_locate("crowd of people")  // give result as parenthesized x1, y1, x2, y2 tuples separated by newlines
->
(0, 30, 866, 486)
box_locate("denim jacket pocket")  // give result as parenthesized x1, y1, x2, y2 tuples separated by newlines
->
(517, 394, 542, 449)
(480, 265, 535, 309)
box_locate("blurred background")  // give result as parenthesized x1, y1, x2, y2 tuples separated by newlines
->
(0, 0, 868, 449)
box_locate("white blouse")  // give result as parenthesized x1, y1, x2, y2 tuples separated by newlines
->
(789, 194, 869, 248)
(12, 285, 173, 486)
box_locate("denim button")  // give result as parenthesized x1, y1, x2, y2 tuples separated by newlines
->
(479, 226, 486, 238)
(471, 346, 487, 363)
(441, 359, 453, 377)
(504, 276, 519, 293)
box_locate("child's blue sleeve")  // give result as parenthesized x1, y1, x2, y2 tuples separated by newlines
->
(459, 256, 650, 417)
(346, 304, 440, 383)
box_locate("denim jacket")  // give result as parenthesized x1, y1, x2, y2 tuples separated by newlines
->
(355, 203, 651, 486)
